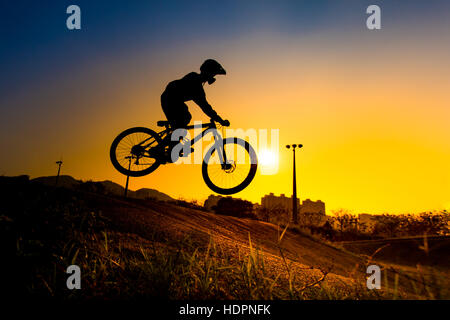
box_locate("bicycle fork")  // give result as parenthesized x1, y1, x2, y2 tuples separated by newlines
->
(211, 129, 231, 170)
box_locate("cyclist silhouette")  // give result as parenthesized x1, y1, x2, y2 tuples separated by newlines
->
(160, 59, 229, 159)
(110, 59, 258, 194)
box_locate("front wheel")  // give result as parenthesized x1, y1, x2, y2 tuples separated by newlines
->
(202, 137, 258, 195)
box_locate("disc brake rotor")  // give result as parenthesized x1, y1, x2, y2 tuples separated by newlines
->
(223, 161, 236, 173)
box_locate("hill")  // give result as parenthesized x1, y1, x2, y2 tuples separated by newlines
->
(30, 175, 174, 202)
(134, 188, 174, 202)
(2, 175, 448, 299)
(32, 175, 80, 189)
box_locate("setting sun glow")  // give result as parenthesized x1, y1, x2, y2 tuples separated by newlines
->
(258, 149, 279, 175)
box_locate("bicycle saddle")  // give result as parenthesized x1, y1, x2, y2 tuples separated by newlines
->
(157, 120, 170, 127)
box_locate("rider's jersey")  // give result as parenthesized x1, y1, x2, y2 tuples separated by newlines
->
(161, 72, 219, 120)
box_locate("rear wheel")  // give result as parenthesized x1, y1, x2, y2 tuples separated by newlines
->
(202, 137, 257, 195)
(110, 127, 162, 177)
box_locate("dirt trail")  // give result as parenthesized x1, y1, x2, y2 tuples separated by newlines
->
(95, 197, 366, 289)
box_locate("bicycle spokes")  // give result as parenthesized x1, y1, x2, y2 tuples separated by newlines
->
(113, 130, 159, 173)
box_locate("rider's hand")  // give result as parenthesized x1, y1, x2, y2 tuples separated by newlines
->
(220, 119, 230, 127)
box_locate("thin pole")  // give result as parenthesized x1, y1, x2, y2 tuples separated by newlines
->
(55, 160, 63, 186)
(124, 156, 132, 197)
(286, 144, 302, 225)
(292, 148, 298, 225)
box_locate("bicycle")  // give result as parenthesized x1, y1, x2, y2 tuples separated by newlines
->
(110, 120, 258, 195)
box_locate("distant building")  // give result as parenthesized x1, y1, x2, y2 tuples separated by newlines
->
(299, 199, 326, 226)
(300, 199, 325, 215)
(261, 193, 300, 212)
(206, 193, 326, 226)
(260, 193, 326, 225)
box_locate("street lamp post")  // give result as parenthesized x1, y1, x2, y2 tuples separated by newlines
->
(286, 144, 303, 224)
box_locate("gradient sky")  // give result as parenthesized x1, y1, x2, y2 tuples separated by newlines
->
(1, 0, 449, 214)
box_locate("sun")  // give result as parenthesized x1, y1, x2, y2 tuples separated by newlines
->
(258, 149, 279, 175)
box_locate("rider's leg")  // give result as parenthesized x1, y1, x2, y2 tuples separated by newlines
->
(162, 103, 192, 162)
(169, 112, 193, 161)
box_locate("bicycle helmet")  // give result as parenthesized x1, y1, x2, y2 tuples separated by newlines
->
(200, 59, 226, 84)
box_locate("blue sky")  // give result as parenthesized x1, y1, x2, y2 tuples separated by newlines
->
(2, 0, 448, 99)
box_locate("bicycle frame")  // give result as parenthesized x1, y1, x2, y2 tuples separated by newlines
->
(140, 121, 228, 165)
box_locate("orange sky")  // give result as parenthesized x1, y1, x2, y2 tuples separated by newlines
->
(1, 18, 449, 215)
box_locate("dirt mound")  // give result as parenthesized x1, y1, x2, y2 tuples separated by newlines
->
(6, 177, 439, 299)
(93, 195, 366, 287)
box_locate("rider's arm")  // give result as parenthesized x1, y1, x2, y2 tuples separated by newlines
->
(193, 93, 222, 122)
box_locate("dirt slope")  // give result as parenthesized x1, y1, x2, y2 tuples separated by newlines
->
(4, 177, 446, 298)
(92, 195, 367, 290)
